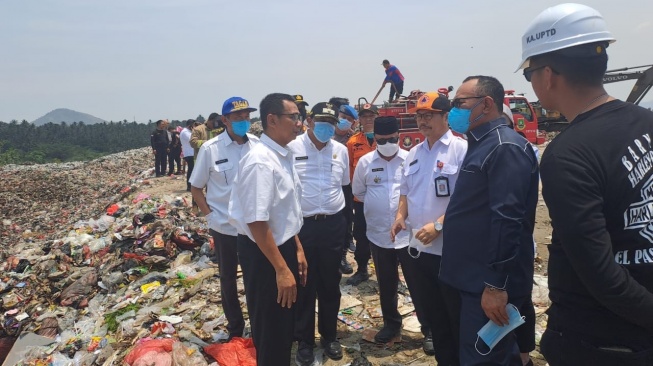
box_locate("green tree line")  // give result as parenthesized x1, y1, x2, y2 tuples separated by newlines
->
(0, 119, 174, 165)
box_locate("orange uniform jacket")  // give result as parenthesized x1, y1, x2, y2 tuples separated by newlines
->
(346, 132, 376, 202)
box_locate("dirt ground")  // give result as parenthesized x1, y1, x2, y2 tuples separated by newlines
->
(141, 161, 553, 366)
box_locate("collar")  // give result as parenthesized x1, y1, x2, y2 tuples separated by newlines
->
(421, 130, 453, 152)
(261, 133, 289, 157)
(221, 130, 250, 146)
(467, 117, 506, 141)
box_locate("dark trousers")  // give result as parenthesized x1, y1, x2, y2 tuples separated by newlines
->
(389, 80, 404, 101)
(541, 317, 653, 366)
(168, 150, 181, 174)
(295, 213, 345, 345)
(210, 230, 244, 337)
(238, 235, 298, 366)
(459, 291, 525, 366)
(154, 148, 167, 176)
(402, 252, 460, 366)
(515, 297, 535, 353)
(184, 156, 195, 187)
(353, 201, 371, 271)
(369, 243, 412, 331)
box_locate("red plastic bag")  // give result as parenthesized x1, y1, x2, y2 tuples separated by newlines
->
(124, 338, 176, 365)
(204, 337, 256, 366)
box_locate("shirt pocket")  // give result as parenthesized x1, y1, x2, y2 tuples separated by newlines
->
(294, 162, 308, 180)
(211, 161, 234, 185)
(437, 162, 459, 177)
(330, 161, 346, 186)
(405, 163, 420, 188)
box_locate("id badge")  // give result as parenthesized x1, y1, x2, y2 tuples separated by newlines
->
(435, 176, 450, 197)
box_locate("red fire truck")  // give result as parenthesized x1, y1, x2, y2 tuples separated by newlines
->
(504, 90, 547, 144)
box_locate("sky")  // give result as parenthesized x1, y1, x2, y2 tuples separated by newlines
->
(1, 0, 652, 123)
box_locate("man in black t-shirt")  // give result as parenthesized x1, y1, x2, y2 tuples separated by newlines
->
(520, 4, 653, 365)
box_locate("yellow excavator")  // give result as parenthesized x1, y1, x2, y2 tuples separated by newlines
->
(534, 64, 653, 132)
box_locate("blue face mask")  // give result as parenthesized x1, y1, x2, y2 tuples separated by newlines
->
(313, 122, 336, 143)
(475, 303, 525, 355)
(337, 119, 352, 131)
(231, 120, 251, 137)
(448, 99, 485, 134)
(365, 132, 375, 139)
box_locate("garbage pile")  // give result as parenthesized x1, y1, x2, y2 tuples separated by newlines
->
(0, 148, 251, 365)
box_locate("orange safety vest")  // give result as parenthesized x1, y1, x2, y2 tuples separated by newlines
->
(347, 132, 376, 202)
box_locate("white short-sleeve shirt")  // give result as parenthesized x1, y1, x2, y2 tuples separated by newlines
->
(228, 133, 303, 246)
(180, 128, 194, 158)
(189, 132, 259, 236)
(400, 130, 468, 256)
(352, 149, 409, 249)
(287, 133, 350, 216)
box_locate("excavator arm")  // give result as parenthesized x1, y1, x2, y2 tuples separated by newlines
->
(603, 64, 653, 104)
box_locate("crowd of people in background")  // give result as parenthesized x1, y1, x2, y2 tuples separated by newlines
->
(145, 4, 653, 366)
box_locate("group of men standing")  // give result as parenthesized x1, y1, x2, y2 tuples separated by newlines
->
(162, 3, 653, 366)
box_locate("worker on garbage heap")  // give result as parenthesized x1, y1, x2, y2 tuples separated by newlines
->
(391, 92, 468, 362)
(521, 4, 653, 365)
(228, 93, 307, 366)
(288, 102, 349, 366)
(345, 104, 378, 287)
(352, 116, 411, 346)
(382, 59, 405, 102)
(150, 119, 170, 177)
(190, 97, 259, 345)
(190, 112, 224, 157)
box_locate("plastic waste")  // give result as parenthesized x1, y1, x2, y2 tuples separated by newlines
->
(204, 337, 256, 366)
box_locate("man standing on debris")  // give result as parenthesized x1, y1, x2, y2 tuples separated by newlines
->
(346, 104, 379, 286)
(190, 97, 259, 342)
(390, 92, 467, 363)
(520, 4, 653, 365)
(150, 119, 169, 177)
(440, 76, 538, 365)
(353, 116, 410, 344)
(382, 59, 405, 102)
(190, 112, 224, 158)
(179, 119, 195, 192)
(167, 125, 182, 175)
(289, 102, 349, 365)
(228, 93, 307, 366)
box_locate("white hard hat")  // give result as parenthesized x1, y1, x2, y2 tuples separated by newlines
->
(517, 3, 615, 70)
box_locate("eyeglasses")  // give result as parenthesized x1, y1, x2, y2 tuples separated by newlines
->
(415, 112, 443, 121)
(523, 65, 547, 82)
(451, 96, 485, 108)
(376, 136, 399, 145)
(275, 113, 302, 122)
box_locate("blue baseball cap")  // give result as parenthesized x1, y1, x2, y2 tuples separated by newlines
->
(222, 97, 258, 115)
(339, 105, 358, 120)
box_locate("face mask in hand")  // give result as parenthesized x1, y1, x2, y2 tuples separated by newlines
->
(475, 303, 525, 355)
(407, 228, 433, 259)
(337, 119, 352, 131)
(231, 120, 251, 137)
(313, 122, 336, 143)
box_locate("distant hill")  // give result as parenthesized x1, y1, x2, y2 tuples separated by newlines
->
(32, 108, 106, 126)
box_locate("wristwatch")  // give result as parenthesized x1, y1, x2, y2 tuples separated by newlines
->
(434, 221, 443, 232)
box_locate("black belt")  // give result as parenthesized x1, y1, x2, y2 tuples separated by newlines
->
(304, 213, 338, 221)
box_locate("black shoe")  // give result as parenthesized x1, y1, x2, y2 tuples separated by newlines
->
(348, 239, 356, 252)
(321, 340, 343, 360)
(374, 326, 401, 344)
(340, 258, 353, 274)
(524, 359, 534, 366)
(186, 183, 191, 192)
(422, 334, 435, 356)
(295, 342, 314, 366)
(346, 270, 369, 286)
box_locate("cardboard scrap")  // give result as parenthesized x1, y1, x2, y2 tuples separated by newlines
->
(402, 315, 422, 333)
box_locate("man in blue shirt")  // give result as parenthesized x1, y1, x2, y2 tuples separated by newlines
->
(382, 59, 404, 102)
(441, 75, 539, 365)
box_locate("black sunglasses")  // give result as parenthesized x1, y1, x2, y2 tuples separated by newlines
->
(523, 65, 546, 82)
(376, 136, 399, 145)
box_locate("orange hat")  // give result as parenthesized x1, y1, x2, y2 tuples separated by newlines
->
(415, 92, 452, 112)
